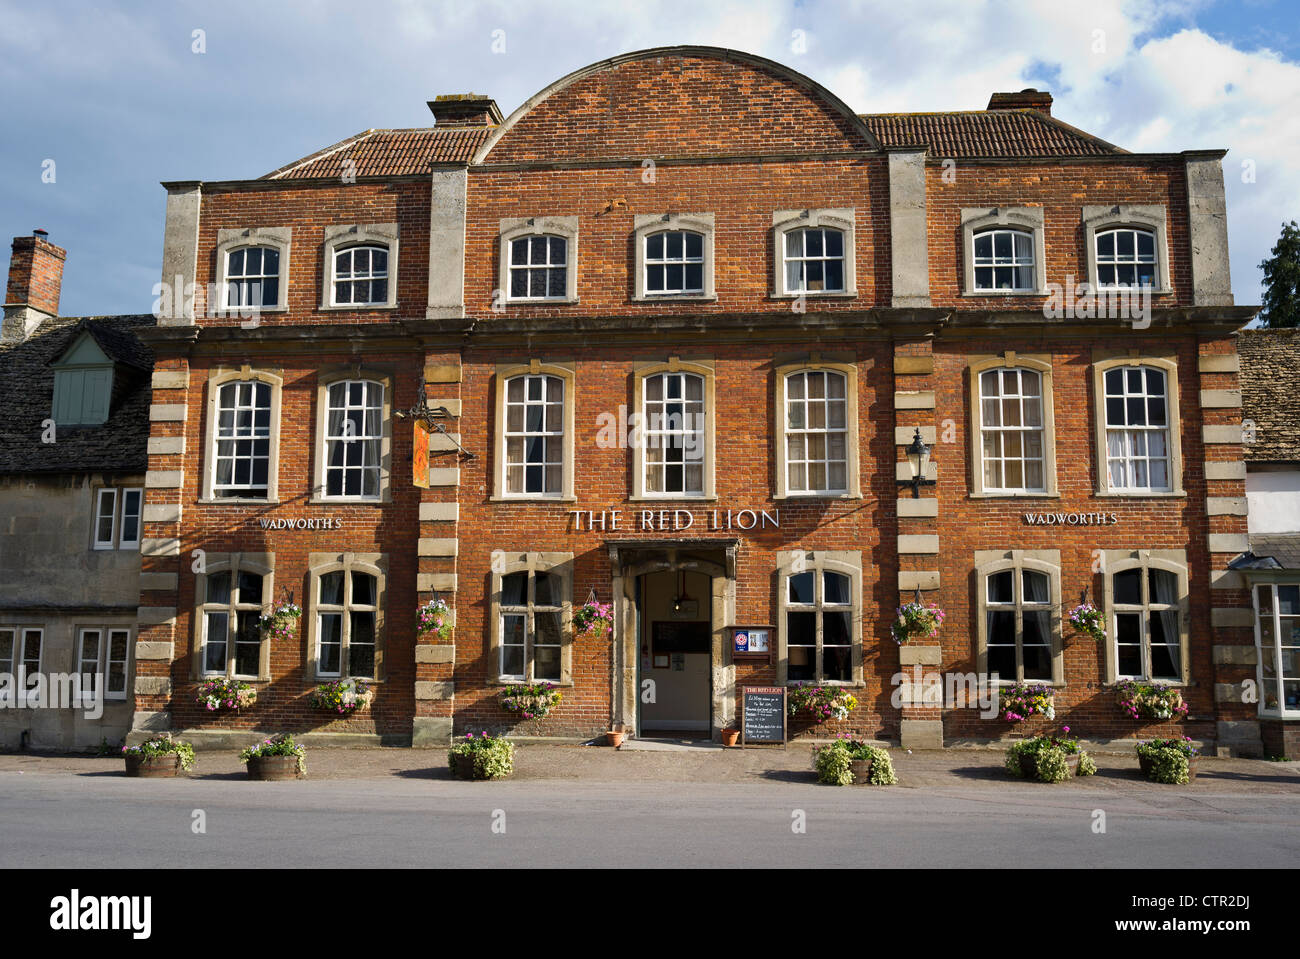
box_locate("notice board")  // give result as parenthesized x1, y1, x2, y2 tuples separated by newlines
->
(741, 686, 786, 745)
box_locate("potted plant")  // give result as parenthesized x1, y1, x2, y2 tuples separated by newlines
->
(813, 735, 898, 786)
(122, 733, 196, 778)
(787, 684, 858, 724)
(573, 599, 613, 639)
(447, 731, 514, 780)
(997, 682, 1055, 723)
(259, 597, 302, 643)
(239, 733, 307, 780)
(1067, 602, 1105, 643)
(720, 725, 741, 747)
(416, 598, 453, 640)
(1136, 736, 1199, 784)
(1115, 681, 1189, 722)
(195, 677, 256, 712)
(891, 600, 944, 645)
(604, 727, 626, 748)
(309, 677, 374, 716)
(1005, 726, 1098, 783)
(497, 682, 562, 721)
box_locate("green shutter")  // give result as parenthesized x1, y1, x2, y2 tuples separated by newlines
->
(52, 366, 113, 425)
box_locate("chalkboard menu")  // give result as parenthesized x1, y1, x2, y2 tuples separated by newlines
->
(741, 686, 786, 745)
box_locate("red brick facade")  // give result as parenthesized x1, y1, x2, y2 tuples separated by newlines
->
(132, 47, 1264, 753)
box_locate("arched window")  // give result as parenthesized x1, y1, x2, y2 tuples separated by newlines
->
(1112, 565, 1181, 681)
(1095, 228, 1157, 288)
(508, 235, 568, 299)
(783, 370, 848, 494)
(644, 230, 704, 294)
(198, 560, 268, 678)
(503, 373, 564, 496)
(332, 244, 389, 306)
(984, 566, 1054, 682)
(782, 227, 845, 293)
(224, 246, 281, 308)
(973, 228, 1035, 291)
(780, 554, 861, 684)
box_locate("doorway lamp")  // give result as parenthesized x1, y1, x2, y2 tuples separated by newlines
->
(898, 427, 936, 498)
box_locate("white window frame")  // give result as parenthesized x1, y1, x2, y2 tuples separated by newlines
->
(92, 487, 117, 550)
(972, 228, 1035, 292)
(76, 626, 132, 702)
(194, 556, 273, 681)
(489, 553, 573, 685)
(783, 369, 850, 496)
(960, 207, 1047, 296)
(1102, 365, 1173, 493)
(499, 217, 580, 304)
(322, 379, 386, 501)
(1082, 205, 1171, 295)
(776, 551, 863, 686)
(1092, 355, 1183, 497)
(118, 488, 142, 549)
(1094, 228, 1158, 290)
(0, 626, 44, 704)
(320, 224, 399, 311)
(90, 486, 142, 550)
(977, 367, 1047, 493)
(633, 213, 715, 301)
(314, 568, 379, 680)
(307, 553, 386, 681)
(772, 209, 857, 298)
(215, 227, 291, 313)
(223, 246, 282, 311)
(974, 551, 1063, 685)
(502, 373, 565, 497)
(202, 370, 283, 503)
(1100, 551, 1189, 685)
(641, 370, 707, 498)
(1253, 581, 1300, 717)
(331, 244, 389, 307)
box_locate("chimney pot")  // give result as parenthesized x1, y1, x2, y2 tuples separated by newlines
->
(986, 88, 1053, 116)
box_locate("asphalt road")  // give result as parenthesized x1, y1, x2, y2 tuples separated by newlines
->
(3, 769, 1297, 868)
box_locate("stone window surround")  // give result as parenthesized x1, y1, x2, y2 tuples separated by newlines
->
(310, 365, 394, 505)
(305, 552, 388, 683)
(1091, 351, 1185, 497)
(773, 355, 862, 500)
(771, 208, 858, 298)
(967, 353, 1060, 498)
(973, 549, 1064, 686)
(775, 550, 864, 686)
(1251, 578, 1300, 718)
(1099, 549, 1190, 686)
(1081, 204, 1172, 295)
(960, 206, 1048, 296)
(491, 361, 577, 502)
(632, 212, 717, 301)
(74, 623, 134, 701)
(191, 552, 275, 682)
(200, 367, 284, 504)
(214, 226, 292, 313)
(488, 552, 574, 685)
(629, 357, 718, 502)
(498, 216, 580, 304)
(319, 223, 400, 310)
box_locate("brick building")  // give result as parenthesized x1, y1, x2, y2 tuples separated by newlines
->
(127, 46, 1267, 753)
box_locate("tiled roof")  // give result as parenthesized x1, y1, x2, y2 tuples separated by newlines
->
(861, 110, 1125, 158)
(1239, 328, 1300, 463)
(1232, 534, 1300, 571)
(0, 314, 155, 474)
(263, 127, 492, 179)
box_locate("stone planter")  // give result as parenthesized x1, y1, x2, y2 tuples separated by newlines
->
(1139, 754, 1199, 782)
(124, 754, 184, 778)
(847, 758, 874, 784)
(246, 755, 303, 781)
(1019, 751, 1080, 780)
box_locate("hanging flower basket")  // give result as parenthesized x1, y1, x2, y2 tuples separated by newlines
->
(417, 598, 453, 640)
(195, 677, 256, 712)
(1116, 681, 1189, 721)
(787, 684, 858, 723)
(997, 682, 1056, 723)
(1067, 603, 1105, 643)
(573, 600, 613, 639)
(309, 677, 374, 715)
(498, 682, 562, 720)
(891, 601, 944, 645)
(259, 600, 301, 643)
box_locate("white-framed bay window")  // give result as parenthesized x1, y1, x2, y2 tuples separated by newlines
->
(1254, 582, 1300, 716)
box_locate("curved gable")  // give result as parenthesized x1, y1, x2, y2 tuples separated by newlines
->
(477, 46, 880, 164)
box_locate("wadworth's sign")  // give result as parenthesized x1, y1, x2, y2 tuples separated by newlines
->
(569, 508, 780, 532)
(1023, 511, 1120, 526)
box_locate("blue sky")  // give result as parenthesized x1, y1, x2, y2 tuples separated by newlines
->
(1, 0, 1297, 315)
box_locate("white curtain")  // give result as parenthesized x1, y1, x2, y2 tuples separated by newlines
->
(1151, 569, 1180, 675)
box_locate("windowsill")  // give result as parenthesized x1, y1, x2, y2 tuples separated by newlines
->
(1092, 285, 1173, 297)
(627, 495, 718, 503)
(770, 290, 858, 300)
(317, 303, 399, 312)
(1094, 490, 1187, 499)
(987, 680, 1065, 688)
(969, 491, 1060, 499)
(503, 297, 580, 306)
(219, 304, 289, 315)
(775, 492, 862, 501)
(1259, 709, 1300, 719)
(632, 293, 718, 303)
(962, 290, 1046, 297)
(198, 497, 279, 506)
(307, 496, 390, 506)
(491, 679, 575, 688)
(490, 495, 578, 504)
(1103, 679, 1188, 688)
(784, 680, 867, 689)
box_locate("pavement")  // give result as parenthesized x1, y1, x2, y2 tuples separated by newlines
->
(2, 744, 1297, 869)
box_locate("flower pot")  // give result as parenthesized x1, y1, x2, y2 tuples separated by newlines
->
(1018, 751, 1080, 780)
(720, 728, 740, 747)
(124, 754, 183, 778)
(848, 758, 874, 784)
(604, 730, 625, 748)
(1138, 754, 1198, 782)
(246, 755, 303, 781)
(452, 753, 477, 780)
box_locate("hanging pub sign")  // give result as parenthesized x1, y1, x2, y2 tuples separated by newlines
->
(730, 624, 774, 663)
(741, 686, 786, 746)
(413, 420, 430, 489)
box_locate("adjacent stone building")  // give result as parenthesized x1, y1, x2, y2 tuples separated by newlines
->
(124, 46, 1265, 753)
(1, 232, 155, 749)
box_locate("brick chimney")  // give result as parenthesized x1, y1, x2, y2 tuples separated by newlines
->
(3, 230, 66, 343)
(427, 94, 503, 127)
(986, 88, 1053, 115)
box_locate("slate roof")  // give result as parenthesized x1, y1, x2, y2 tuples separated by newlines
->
(0, 314, 156, 474)
(1239, 328, 1300, 463)
(263, 127, 492, 179)
(260, 106, 1127, 180)
(861, 109, 1125, 158)
(1230, 534, 1300, 571)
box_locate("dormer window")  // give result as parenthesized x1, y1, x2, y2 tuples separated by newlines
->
(50, 329, 114, 426)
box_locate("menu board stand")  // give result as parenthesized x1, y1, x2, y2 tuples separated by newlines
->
(741, 686, 787, 747)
